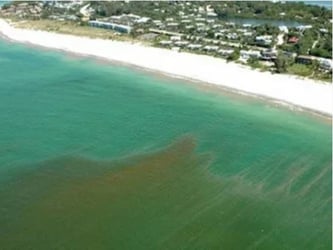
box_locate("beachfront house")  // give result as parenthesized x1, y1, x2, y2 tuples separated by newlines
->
(159, 40, 172, 46)
(319, 59, 333, 71)
(240, 50, 261, 60)
(218, 49, 234, 56)
(296, 56, 332, 71)
(187, 44, 202, 50)
(88, 20, 132, 33)
(170, 36, 181, 41)
(260, 49, 277, 61)
(296, 55, 313, 65)
(174, 41, 189, 47)
(203, 45, 219, 52)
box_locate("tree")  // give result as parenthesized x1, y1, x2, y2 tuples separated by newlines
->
(275, 54, 293, 73)
(206, 30, 215, 39)
(247, 57, 261, 68)
(310, 48, 331, 58)
(227, 48, 240, 61)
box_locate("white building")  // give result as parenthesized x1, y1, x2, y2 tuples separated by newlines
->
(240, 50, 261, 59)
(319, 59, 333, 71)
(170, 36, 181, 41)
(175, 41, 189, 46)
(204, 45, 219, 51)
(256, 35, 272, 46)
(218, 49, 234, 56)
(187, 44, 202, 49)
(159, 40, 172, 45)
(279, 26, 289, 33)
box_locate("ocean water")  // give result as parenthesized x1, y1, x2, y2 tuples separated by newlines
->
(0, 40, 331, 249)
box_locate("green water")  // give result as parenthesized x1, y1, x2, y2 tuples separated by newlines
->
(0, 40, 331, 249)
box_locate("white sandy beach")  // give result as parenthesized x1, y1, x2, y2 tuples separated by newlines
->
(0, 19, 332, 116)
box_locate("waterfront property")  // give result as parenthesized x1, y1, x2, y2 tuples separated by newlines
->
(296, 55, 333, 71)
(88, 20, 132, 33)
(261, 49, 278, 61)
(1, 0, 331, 81)
(240, 50, 261, 60)
(296, 55, 316, 65)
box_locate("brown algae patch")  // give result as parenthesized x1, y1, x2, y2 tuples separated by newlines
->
(0, 137, 331, 249)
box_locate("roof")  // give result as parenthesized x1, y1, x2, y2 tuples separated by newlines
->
(288, 36, 299, 43)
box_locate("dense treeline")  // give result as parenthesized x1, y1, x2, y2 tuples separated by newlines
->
(211, 1, 332, 24)
(89, 1, 332, 24)
(89, 2, 173, 20)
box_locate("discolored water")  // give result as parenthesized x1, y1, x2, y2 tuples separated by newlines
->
(0, 40, 331, 249)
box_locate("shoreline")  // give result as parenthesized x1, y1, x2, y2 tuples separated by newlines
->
(0, 19, 332, 117)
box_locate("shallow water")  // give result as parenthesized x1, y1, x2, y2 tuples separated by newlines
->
(0, 40, 331, 249)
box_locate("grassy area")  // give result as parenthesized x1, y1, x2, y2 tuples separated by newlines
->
(313, 71, 332, 83)
(287, 63, 313, 77)
(287, 63, 332, 82)
(12, 19, 141, 43)
(247, 58, 272, 72)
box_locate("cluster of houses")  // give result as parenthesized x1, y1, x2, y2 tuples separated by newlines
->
(155, 33, 332, 71)
(88, 20, 132, 34)
(88, 14, 151, 34)
(0, 1, 85, 20)
(1, 1, 331, 72)
(0, 2, 43, 19)
(157, 34, 279, 61)
(82, 3, 332, 72)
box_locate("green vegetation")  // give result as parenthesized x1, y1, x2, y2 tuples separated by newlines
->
(274, 54, 294, 73)
(13, 20, 139, 42)
(246, 57, 269, 71)
(287, 63, 313, 77)
(227, 48, 240, 61)
(90, 2, 172, 20)
(212, 1, 332, 23)
(310, 33, 332, 58)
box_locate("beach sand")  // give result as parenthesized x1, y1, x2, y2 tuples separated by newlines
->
(0, 19, 331, 116)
